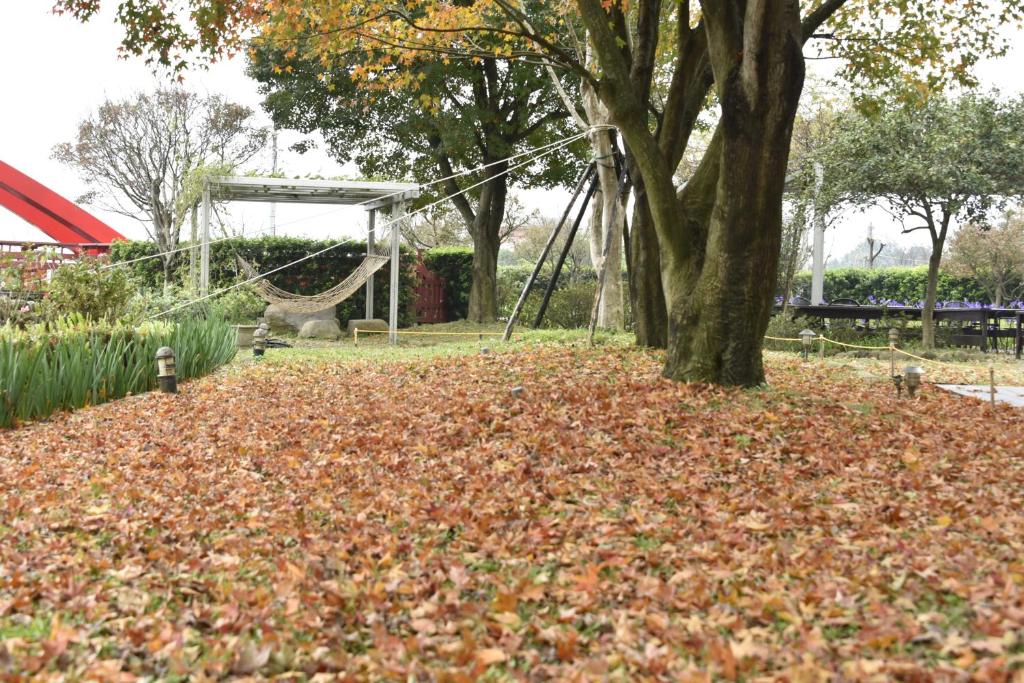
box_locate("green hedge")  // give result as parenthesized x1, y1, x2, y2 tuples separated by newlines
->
(423, 247, 473, 320)
(0, 317, 236, 428)
(110, 237, 417, 326)
(788, 267, 992, 305)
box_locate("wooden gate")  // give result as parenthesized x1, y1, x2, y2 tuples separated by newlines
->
(414, 258, 448, 324)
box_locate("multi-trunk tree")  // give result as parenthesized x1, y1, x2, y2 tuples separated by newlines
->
(54, 0, 1024, 384)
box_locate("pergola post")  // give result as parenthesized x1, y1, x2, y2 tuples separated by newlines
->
(200, 182, 211, 296)
(388, 202, 403, 345)
(365, 209, 376, 319)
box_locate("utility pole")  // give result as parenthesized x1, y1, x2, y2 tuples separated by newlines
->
(269, 125, 278, 236)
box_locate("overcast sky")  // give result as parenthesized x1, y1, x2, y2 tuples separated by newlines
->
(1, 3, 1021, 262)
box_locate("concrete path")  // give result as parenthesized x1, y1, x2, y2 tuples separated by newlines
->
(936, 384, 1024, 407)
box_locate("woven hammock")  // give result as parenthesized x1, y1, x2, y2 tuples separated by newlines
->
(237, 252, 390, 314)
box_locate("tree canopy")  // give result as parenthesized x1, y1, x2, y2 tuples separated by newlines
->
(817, 92, 1024, 346)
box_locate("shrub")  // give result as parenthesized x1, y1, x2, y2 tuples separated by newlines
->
(209, 286, 266, 324)
(43, 257, 139, 323)
(0, 316, 236, 428)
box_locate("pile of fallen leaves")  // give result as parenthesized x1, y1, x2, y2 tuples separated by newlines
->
(1, 346, 1022, 681)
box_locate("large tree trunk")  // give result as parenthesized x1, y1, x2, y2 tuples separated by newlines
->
(467, 171, 508, 323)
(587, 0, 804, 385)
(664, 6, 804, 385)
(921, 243, 943, 350)
(627, 179, 668, 347)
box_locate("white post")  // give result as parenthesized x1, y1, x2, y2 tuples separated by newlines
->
(810, 161, 826, 305)
(269, 126, 278, 236)
(200, 183, 211, 297)
(365, 209, 376, 320)
(388, 203, 402, 345)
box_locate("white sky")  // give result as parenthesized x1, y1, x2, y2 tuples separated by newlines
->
(0, 3, 1021, 261)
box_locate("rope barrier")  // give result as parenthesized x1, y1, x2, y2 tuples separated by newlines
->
(891, 346, 974, 370)
(818, 336, 890, 351)
(763, 335, 803, 342)
(354, 329, 512, 337)
(352, 328, 518, 346)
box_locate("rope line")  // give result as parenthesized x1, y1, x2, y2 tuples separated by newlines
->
(104, 127, 611, 271)
(891, 346, 971, 370)
(147, 134, 583, 320)
(818, 336, 890, 351)
(354, 329, 512, 337)
(764, 335, 803, 342)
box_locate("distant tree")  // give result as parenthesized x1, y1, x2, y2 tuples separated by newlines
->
(819, 93, 1024, 347)
(403, 196, 534, 252)
(947, 211, 1024, 306)
(52, 90, 267, 286)
(248, 41, 579, 323)
(511, 216, 593, 284)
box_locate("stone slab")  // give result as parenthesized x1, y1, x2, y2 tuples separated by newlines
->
(936, 384, 1024, 408)
(235, 324, 259, 348)
(264, 303, 336, 334)
(347, 318, 388, 337)
(298, 319, 342, 340)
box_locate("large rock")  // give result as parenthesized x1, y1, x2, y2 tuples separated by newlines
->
(264, 303, 336, 334)
(346, 318, 388, 338)
(298, 318, 342, 340)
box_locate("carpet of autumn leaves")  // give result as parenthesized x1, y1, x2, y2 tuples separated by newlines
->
(1, 345, 1023, 681)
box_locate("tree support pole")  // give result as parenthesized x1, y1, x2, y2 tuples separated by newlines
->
(534, 174, 600, 328)
(365, 209, 376, 319)
(502, 163, 596, 342)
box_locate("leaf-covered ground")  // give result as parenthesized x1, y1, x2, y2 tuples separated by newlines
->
(1, 346, 1022, 681)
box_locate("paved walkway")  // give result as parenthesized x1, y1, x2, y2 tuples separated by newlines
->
(937, 384, 1024, 407)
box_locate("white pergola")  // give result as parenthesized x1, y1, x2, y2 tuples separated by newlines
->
(200, 176, 420, 342)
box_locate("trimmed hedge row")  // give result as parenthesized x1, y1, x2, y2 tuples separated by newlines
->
(788, 267, 993, 305)
(110, 237, 418, 326)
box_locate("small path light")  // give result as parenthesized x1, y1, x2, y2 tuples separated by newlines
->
(904, 366, 924, 398)
(799, 329, 817, 361)
(892, 373, 903, 398)
(253, 327, 267, 357)
(888, 328, 900, 377)
(156, 346, 177, 394)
